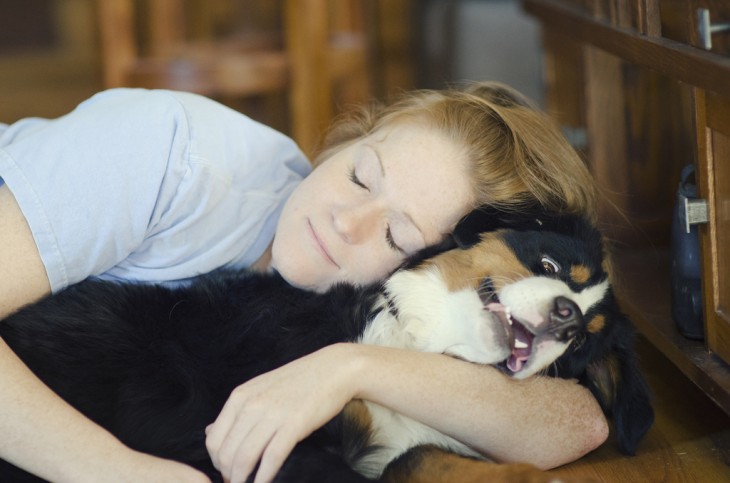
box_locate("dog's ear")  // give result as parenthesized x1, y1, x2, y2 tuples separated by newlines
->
(584, 323, 654, 455)
(452, 204, 548, 248)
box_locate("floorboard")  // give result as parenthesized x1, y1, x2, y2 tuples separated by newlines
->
(551, 336, 730, 482)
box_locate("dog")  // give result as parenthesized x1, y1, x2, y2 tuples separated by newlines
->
(0, 207, 653, 482)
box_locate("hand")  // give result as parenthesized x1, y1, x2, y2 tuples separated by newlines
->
(205, 343, 360, 483)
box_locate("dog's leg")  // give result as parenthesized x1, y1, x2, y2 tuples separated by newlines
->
(380, 445, 589, 483)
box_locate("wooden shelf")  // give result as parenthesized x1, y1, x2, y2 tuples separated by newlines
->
(614, 249, 730, 414)
(523, 0, 730, 417)
(523, 0, 730, 98)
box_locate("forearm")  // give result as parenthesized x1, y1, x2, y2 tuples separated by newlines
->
(0, 339, 207, 482)
(345, 343, 608, 469)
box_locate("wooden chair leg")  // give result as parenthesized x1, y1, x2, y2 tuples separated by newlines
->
(285, 0, 331, 157)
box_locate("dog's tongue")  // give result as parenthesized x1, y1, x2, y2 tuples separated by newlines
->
(486, 302, 535, 373)
(507, 322, 532, 373)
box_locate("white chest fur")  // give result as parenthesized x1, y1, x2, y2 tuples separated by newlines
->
(353, 268, 498, 477)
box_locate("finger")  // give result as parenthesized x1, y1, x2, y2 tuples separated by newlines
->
(228, 421, 278, 483)
(206, 403, 240, 470)
(252, 431, 298, 483)
(212, 413, 263, 479)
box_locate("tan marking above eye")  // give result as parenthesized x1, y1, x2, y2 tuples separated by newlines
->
(587, 314, 606, 333)
(571, 265, 592, 284)
(424, 232, 531, 292)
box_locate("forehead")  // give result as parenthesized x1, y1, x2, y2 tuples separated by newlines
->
(367, 123, 475, 245)
(424, 229, 605, 292)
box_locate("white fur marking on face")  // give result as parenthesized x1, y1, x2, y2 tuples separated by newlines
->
(359, 267, 510, 365)
(499, 277, 610, 329)
(574, 279, 610, 315)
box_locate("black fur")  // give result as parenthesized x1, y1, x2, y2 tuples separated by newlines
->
(0, 271, 383, 482)
(0, 211, 654, 481)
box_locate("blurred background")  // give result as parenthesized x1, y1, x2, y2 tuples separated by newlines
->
(0, 0, 543, 155)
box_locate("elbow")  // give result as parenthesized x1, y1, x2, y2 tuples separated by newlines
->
(587, 412, 610, 453)
(572, 391, 610, 460)
(535, 408, 609, 471)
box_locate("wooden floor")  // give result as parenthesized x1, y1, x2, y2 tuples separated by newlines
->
(551, 336, 730, 482)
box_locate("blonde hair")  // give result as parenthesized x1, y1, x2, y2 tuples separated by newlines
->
(314, 81, 597, 220)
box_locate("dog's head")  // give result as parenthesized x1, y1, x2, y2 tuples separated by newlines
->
(385, 206, 653, 455)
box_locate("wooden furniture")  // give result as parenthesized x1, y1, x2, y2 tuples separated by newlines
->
(0, 0, 103, 123)
(96, 0, 376, 156)
(523, 0, 730, 412)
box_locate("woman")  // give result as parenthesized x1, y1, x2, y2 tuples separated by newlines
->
(0, 83, 607, 483)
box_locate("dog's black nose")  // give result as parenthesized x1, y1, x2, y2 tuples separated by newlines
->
(548, 296, 583, 341)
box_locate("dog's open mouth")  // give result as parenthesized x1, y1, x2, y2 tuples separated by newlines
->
(485, 302, 536, 374)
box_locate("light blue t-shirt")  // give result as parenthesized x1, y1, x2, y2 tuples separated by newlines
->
(0, 89, 311, 293)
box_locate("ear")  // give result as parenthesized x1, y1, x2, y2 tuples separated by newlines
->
(585, 330, 654, 455)
(452, 204, 547, 249)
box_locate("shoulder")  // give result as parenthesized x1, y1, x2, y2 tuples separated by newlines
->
(71, 88, 312, 182)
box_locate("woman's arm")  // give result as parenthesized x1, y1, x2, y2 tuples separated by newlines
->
(350, 344, 609, 468)
(0, 185, 209, 482)
(206, 343, 608, 483)
(0, 185, 50, 318)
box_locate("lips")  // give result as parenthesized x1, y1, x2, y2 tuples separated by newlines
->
(307, 219, 339, 268)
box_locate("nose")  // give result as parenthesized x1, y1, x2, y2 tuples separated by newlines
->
(332, 201, 383, 244)
(548, 296, 583, 342)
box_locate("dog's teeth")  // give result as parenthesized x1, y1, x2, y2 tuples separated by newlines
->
(514, 339, 528, 349)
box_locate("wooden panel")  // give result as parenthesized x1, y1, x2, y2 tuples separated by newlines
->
(690, 0, 730, 54)
(622, 66, 693, 244)
(285, 0, 331, 155)
(614, 249, 730, 413)
(583, 47, 630, 227)
(707, 91, 730, 135)
(523, 0, 730, 98)
(661, 0, 730, 53)
(659, 0, 692, 43)
(578, 49, 691, 246)
(540, 30, 586, 129)
(696, 89, 730, 365)
(706, 127, 730, 361)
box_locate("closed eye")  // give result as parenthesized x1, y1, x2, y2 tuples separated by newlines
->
(349, 168, 369, 191)
(386, 226, 405, 254)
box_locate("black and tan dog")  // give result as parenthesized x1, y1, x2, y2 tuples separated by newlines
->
(0, 208, 653, 482)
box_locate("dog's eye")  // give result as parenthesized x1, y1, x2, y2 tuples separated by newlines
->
(540, 256, 560, 275)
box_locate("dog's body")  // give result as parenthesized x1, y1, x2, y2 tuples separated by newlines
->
(0, 211, 653, 482)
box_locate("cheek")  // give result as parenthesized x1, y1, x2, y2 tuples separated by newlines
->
(347, 248, 402, 286)
(270, 219, 331, 291)
(270, 248, 329, 292)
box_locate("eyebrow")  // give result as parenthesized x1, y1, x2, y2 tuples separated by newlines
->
(371, 145, 427, 243)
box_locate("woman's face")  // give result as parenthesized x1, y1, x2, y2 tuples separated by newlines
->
(271, 122, 474, 291)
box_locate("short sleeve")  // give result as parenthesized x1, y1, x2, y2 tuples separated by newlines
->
(0, 89, 311, 292)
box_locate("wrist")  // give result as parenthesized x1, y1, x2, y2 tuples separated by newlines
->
(324, 342, 371, 401)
